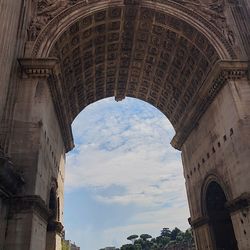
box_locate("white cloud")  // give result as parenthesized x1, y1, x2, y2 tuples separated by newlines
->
(65, 97, 186, 208)
(64, 97, 190, 249)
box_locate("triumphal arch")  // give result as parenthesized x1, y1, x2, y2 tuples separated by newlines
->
(0, 0, 249, 249)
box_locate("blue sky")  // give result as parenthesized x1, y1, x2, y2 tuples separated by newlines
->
(64, 97, 190, 250)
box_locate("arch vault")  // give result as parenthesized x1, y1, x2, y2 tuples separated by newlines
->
(0, 0, 250, 249)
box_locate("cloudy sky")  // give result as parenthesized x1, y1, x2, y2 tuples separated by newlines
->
(64, 97, 190, 250)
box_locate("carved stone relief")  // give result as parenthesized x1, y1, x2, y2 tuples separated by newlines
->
(27, 0, 235, 50)
(172, 0, 235, 46)
(24, 1, 237, 148)
(48, 5, 221, 129)
(28, 0, 86, 41)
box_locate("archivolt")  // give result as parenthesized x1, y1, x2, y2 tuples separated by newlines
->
(30, 0, 235, 59)
(200, 173, 233, 216)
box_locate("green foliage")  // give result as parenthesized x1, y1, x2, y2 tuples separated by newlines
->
(170, 227, 181, 241)
(127, 235, 139, 243)
(161, 228, 171, 237)
(134, 244, 142, 250)
(121, 244, 136, 250)
(119, 227, 194, 250)
(183, 228, 193, 243)
(140, 234, 152, 241)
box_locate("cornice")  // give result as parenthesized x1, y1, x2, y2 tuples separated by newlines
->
(47, 221, 64, 235)
(10, 195, 51, 221)
(188, 216, 209, 229)
(189, 193, 250, 228)
(18, 58, 59, 78)
(226, 192, 250, 213)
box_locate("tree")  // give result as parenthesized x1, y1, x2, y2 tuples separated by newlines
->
(176, 231, 185, 243)
(121, 244, 135, 250)
(161, 228, 171, 238)
(155, 235, 170, 247)
(134, 244, 142, 250)
(170, 227, 181, 241)
(127, 235, 139, 244)
(120, 227, 194, 250)
(140, 234, 152, 241)
(183, 228, 193, 243)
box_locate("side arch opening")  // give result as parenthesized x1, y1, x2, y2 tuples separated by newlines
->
(49, 188, 58, 221)
(205, 181, 238, 250)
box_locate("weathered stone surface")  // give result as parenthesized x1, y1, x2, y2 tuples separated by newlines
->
(0, 0, 249, 249)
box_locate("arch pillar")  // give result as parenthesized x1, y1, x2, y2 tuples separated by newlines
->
(226, 193, 250, 249)
(0, 0, 249, 249)
(182, 62, 250, 249)
(3, 59, 65, 250)
(188, 216, 213, 250)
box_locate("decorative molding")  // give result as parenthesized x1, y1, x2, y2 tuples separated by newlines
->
(172, 0, 227, 28)
(189, 193, 250, 228)
(29, 0, 235, 59)
(47, 72, 74, 152)
(9, 195, 51, 221)
(21, 3, 243, 153)
(28, 0, 86, 41)
(228, 0, 250, 57)
(124, 0, 141, 4)
(171, 61, 249, 150)
(18, 58, 58, 78)
(200, 172, 233, 216)
(152, 0, 236, 59)
(47, 220, 64, 235)
(227, 0, 240, 7)
(30, 0, 121, 57)
(226, 193, 250, 213)
(188, 216, 209, 229)
(39, 5, 220, 137)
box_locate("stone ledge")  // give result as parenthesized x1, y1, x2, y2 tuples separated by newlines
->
(18, 58, 59, 78)
(188, 216, 209, 229)
(226, 193, 250, 213)
(47, 221, 64, 235)
(9, 195, 51, 220)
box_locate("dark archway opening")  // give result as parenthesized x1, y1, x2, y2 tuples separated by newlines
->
(49, 188, 57, 220)
(206, 181, 238, 250)
(47, 187, 58, 232)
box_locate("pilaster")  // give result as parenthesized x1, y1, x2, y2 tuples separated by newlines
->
(4, 58, 65, 250)
(182, 62, 250, 249)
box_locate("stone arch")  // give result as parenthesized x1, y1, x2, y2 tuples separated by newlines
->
(200, 174, 238, 250)
(48, 178, 59, 221)
(21, 0, 240, 153)
(49, 187, 57, 220)
(29, 0, 236, 59)
(201, 173, 232, 216)
(2, 1, 250, 250)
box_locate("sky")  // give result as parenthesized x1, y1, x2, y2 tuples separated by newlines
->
(64, 97, 190, 250)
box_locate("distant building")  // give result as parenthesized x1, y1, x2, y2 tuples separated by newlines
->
(70, 242, 80, 250)
(62, 233, 80, 250)
(99, 247, 118, 250)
